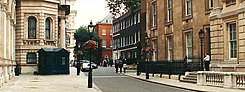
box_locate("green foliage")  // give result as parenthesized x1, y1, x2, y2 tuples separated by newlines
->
(106, 0, 140, 15)
(74, 26, 102, 58)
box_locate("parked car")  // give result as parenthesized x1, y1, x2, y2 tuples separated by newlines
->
(81, 60, 98, 72)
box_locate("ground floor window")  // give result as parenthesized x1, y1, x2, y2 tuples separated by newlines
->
(26, 53, 37, 64)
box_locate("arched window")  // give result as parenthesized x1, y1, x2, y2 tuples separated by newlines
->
(45, 18, 51, 39)
(28, 16, 36, 39)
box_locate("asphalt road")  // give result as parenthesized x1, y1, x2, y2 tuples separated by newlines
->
(83, 67, 192, 92)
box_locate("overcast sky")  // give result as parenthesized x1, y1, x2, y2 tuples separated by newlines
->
(73, 0, 110, 29)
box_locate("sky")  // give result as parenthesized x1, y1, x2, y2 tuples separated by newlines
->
(73, 0, 110, 29)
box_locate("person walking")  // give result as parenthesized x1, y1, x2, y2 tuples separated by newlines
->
(203, 53, 210, 71)
(115, 60, 119, 73)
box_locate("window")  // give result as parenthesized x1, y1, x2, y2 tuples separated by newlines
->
(66, 35, 70, 45)
(209, 0, 214, 9)
(167, 0, 172, 22)
(138, 31, 141, 41)
(110, 40, 113, 48)
(185, 0, 192, 16)
(226, 0, 236, 6)
(153, 40, 158, 61)
(102, 40, 106, 48)
(186, 33, 192, 59)
(102, 29, 106, 35)
(26, 53, 37, 64)
(134, 14, 137, 24)
(168, 36, 173, 60)
(45, 18, 51, 39)
(152, 2, 157, 27)
(110, 29, 113, 35)
(28, 16, 36, 39)
(229, 23, 237, 59)
(138, 13, 140, 23)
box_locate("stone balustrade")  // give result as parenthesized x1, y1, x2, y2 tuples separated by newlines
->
(0, 58, 16, 87)
(197, 71, 245, 89)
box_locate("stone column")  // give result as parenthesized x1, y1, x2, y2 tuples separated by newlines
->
(3, 60, 9, 83)
(59, 16, 66, 48)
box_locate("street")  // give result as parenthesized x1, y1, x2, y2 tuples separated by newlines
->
(83, 67, 192, 92)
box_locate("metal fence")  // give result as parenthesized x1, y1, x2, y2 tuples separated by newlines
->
(137, 58, 202, 78)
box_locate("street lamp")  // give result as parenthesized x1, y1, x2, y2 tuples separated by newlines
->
(87, 21, 95, 88)
(145, 32, 150, 79)
(76, 43, 82, 75)
(198, 29, 204, 71)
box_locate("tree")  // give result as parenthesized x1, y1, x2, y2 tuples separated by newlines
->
(74, 26, 101, 59)
(105, 0, 140, 15)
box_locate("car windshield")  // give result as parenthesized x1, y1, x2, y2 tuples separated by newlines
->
(81, 60, 89, 63)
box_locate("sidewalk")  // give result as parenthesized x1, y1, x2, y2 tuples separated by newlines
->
(0, 67, 102, 92)
(124, 72, 244, 92)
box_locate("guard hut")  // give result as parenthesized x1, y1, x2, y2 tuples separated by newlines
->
(38, 48, 70, 75)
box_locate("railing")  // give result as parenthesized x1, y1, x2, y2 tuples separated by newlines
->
(197, 71, 245, 89)
(137, 59, 202, 79)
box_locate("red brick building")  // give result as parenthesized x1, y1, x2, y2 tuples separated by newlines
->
(95, 14, 114, 62)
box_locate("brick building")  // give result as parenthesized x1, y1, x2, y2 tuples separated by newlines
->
(95, 14, 114, 64)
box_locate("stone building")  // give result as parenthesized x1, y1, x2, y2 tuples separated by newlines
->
(210, 0, 245, 72)
(15, 0, 70, 74)
(0, 0, 16, 86)
(66, 0, 77, 63)
(145, 0, 211, 61)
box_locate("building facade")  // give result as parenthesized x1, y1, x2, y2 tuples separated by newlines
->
(0, 0, 16, 86)
(15, 0, 70, 74)
(145, 0, 211, 61)
(66, 0, 77, 63)
(210, 0, 245, 72)
(95, 14, 114, 64)
(112, 9, 141, 64)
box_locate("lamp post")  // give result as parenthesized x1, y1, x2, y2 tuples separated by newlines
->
(77, 43, 82, 75)
(87, 21, 95, 88)
(198, 29, 204, 71)
(145, 32, 150, 79)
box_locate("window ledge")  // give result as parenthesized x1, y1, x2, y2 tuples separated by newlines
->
(151, 26, 157, 31)
(165, 21, 173, 26)
(182, 15, 192, 21)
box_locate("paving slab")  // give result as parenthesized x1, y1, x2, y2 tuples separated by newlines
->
(0, 67, 102, 92)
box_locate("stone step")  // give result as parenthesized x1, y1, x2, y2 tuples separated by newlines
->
(183, 77, 197, 80)
(186, 74, 197, 78)
(179, 79, 197, 83)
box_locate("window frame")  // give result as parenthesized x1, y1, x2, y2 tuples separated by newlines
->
(186, 32, 192, 59)
(167, 0, 172, 22)
(152, 2, 157, 27)
(102, 29, 106, 35)
(28, 16, 37, 39)
(185, 0, 192, 16)
(168, 36, 173, 60)
(228, 23, 237, 59)
(26, 52, 37, 64)
(45, 18, 51, 39)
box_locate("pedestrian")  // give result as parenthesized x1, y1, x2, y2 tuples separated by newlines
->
(203, 53, 210, 71)
(123, 63, 128, 73)
(115, 60, 119, 73)
(119, 60, 123, 73)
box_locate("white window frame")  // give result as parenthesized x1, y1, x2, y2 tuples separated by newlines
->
(153, 40, 158, 61)
(167, 0, 172, 22)
(138, 13, 140, 23)
(186, 32, 192, 59)
(110, 29, 113, 35)
(152, 2, 157, 27)
(228, 23, 237, 59)
(110, 40, 113, 48)
(209, 0, 214, 9)
(102, 40, 106, 48)
(168, 37, 173, 60)
(102, 29, 106, 35)
(185, 0, 192, 16)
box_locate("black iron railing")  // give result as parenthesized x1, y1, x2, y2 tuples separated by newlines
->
(137, 58, 202, 79)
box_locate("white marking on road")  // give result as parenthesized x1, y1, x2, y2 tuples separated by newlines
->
(93, 76, 128, 78)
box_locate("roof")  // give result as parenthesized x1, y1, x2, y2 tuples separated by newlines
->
(39, 48, 69, 52)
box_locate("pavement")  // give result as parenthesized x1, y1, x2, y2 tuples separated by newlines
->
(124, 71, 245, 92)
(0, 67, 102, 92)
